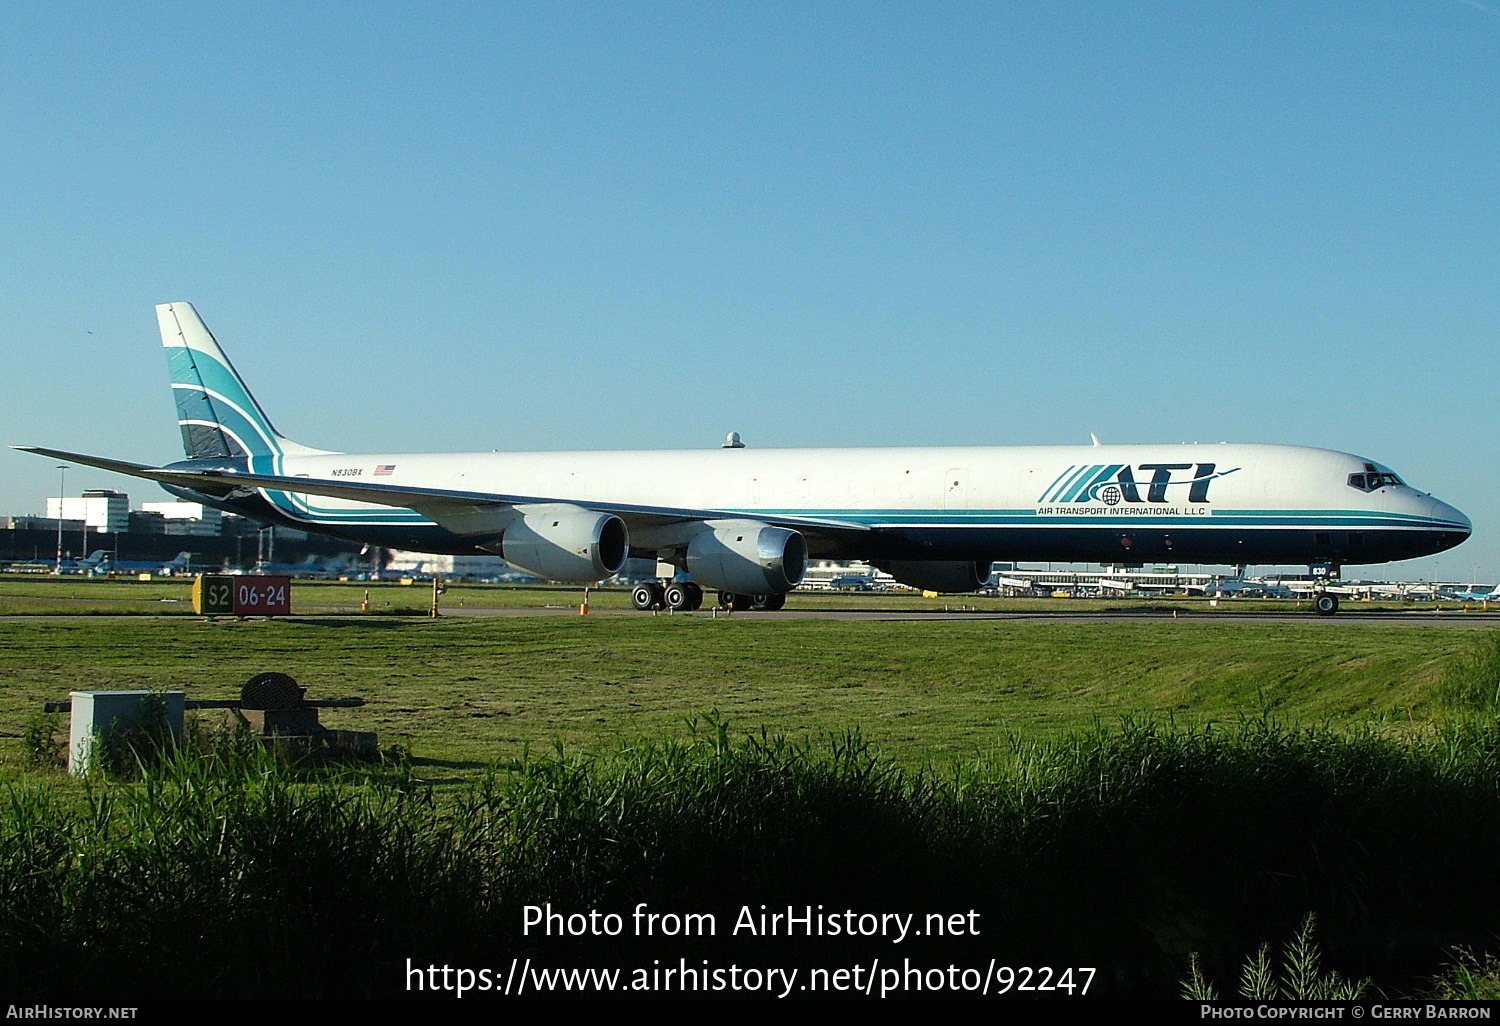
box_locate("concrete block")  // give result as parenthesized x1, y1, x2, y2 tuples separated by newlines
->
(69, 691, 185, 776)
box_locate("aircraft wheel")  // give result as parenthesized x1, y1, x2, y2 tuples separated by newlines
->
(663, 582, 694, 611)
(683, 583, 704, 611)
(1314, 593, 1339, 616)
(632, 583, 664, 611)
(718, 591, 753, 611)
(751, 593, 787, 611)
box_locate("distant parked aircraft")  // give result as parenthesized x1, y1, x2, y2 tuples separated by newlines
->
(247, 553, 352, 579)
(1441, 583, 1500, 602)
(50, 550, 110, 574)
(828, 573, 878, 591)
(99, 551, 195, 575)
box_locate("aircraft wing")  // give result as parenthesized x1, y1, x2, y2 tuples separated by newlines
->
(12, 446, 872, 540)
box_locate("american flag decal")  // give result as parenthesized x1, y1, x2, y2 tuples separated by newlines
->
(374, 464, 395, 476)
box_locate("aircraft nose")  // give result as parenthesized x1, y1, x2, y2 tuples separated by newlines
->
(1428, 496, 1471, 534)
(1422, 495, 1471, 552)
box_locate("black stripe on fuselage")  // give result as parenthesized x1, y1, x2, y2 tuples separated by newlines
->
(840, 524, 1467, 566)
(179, 486, 1465, 567)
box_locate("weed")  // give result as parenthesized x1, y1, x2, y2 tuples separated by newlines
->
(1184, 914, 1369, 1000)
(1430, 950, 1500, 1000)
(21, 710, 64, 770)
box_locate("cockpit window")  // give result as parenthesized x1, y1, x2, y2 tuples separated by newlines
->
(1348, 471, 1403, 492)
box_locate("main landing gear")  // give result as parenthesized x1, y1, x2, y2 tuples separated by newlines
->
(716, 592, 786, 612)
(629, 582, 787, 612)
(631, 581, 704, 612)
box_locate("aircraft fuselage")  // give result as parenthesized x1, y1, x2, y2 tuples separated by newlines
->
(165, 441, 1469, 568)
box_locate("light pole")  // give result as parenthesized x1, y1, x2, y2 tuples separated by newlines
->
(54, 465, 66, 574)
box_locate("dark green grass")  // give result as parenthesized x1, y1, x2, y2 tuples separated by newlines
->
(0, 617, 1476, 769)
(4, 716, 1500, 999)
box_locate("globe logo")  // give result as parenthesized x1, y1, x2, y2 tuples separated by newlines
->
(1100, 484, 1122, 506)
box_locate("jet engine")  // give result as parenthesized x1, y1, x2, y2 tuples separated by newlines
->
(874, 559, 990, 594)
(685, 520, 807, 595)
(498, 504, 629, 583)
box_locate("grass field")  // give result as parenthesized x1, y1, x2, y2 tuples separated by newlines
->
(6, 575, 1500, 999)
(0, 610, 1487, 769)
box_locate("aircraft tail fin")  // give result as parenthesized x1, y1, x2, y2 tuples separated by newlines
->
(157, 302, 332, 460)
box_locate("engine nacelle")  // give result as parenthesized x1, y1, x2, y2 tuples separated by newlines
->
(686, 520, 807, 595)
(875, 559, 990, 594)
(499, 504, 629, 583)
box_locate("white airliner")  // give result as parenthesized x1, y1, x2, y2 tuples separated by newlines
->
(15, 302, 1471, 615)
(1442, 583, 1500, 603)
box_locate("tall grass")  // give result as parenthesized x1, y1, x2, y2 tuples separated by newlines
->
(21, 710, 65, 770)
(1431, 950, 1500, 999)
(1, 745, 483, 997)
(3, 716, 1500, 998)
(1436, 631, 1500, 713)
(1182, 915, 1369, 1000)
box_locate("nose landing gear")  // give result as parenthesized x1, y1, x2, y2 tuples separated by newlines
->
(1309, 563, 1341, 616)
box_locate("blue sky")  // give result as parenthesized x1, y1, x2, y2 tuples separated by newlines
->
(1, 1, 1495, 581)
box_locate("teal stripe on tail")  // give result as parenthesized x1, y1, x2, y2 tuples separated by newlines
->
(156, 302, 329, 460)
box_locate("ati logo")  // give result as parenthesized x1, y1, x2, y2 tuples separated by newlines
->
(1038, 463, 1239, 504)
